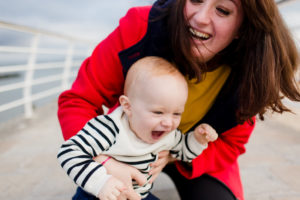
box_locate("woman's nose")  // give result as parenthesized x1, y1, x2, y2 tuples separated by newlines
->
(194, 4, 212, 25)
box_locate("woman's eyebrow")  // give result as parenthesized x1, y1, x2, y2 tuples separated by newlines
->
(228, 0, 240, 7)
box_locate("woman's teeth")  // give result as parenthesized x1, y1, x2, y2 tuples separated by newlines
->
(189, 28, 210, 40)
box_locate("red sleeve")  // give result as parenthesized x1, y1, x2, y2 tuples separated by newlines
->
(57, 6, 150, 140)
(176, 117, 256, 178)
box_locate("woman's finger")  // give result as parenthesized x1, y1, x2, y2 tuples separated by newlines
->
(148, 171, 160, 184)
(108, 193, 117, 200)
(150, 156, 171, 175)
(130, 167, 147, 186)
(111, 188, 121, 197)
(151, 150, 170, 168)
(157, 150, 170, 158)
(117, 193, 127, 200)
(148, 151, 172, 184)
(124, 187, 141, 200)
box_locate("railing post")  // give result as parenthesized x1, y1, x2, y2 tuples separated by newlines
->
(23, 33, 40, 118)
(62, 43, 74, 90)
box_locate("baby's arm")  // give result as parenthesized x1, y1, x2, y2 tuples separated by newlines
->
(57, 115, 119, 197)
(194, 123, 218, 145)
(170, 124, 218, 162)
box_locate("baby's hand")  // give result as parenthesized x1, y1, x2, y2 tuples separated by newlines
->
(98, 176, 126, 200)
(194, 123, 218, 145)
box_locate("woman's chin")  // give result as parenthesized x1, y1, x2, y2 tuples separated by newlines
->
(191, 46, 215, 63)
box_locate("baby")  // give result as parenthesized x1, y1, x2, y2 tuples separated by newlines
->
(57, 56, 218, 200)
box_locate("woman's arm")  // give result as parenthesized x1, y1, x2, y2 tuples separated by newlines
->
(57, 7, 150, 140)
(176, 117, 255, 178)
(58, 31, 125, 140)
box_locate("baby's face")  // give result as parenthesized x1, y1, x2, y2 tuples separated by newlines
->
(127, 74, 188, 144)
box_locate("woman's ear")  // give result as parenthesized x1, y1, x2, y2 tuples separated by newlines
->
(119, 95, 131, 116)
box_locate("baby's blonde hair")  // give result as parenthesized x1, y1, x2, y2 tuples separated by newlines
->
(124, 56, 186, 97)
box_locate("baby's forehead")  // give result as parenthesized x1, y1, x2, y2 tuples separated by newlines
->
(124, 57, 187, 95)
(137, 73, 188, 95)
(136, 71, 185, 88)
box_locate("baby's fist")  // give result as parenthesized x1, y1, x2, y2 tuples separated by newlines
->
(194, 123, 218, 145)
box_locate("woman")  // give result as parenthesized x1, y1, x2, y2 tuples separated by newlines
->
(58, 0, 300, 199)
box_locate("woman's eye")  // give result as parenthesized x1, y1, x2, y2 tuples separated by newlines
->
(216, 7, 230, 16)
(190, 0, 204, 4)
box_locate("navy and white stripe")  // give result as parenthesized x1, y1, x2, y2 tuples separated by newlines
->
(57, 107, 207, 198)
(57, 114, 119, 196)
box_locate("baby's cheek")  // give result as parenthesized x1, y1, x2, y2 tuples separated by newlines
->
(174, 121, 180, 129)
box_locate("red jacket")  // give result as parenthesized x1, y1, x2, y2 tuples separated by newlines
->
(58, 4, 255, 200)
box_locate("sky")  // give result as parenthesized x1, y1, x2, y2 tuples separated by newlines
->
(0, 0, 299, 40)
(0, 0, 299, 47)
(0, 0, 155, 43)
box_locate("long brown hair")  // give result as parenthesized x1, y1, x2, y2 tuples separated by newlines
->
(165, 0, 300, 123)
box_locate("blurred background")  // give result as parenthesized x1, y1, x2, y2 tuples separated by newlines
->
(0, 0, 155, 123)
(0, 0, 299, 200)
(0, 0, 156, 42)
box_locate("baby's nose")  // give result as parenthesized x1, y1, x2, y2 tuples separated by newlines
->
(161, 117, 172, 128)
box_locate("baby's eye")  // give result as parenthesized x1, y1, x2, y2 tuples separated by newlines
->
(173, 113, 182, 116)
(216, 7, 230, 16)
(153, 111, 163, 115)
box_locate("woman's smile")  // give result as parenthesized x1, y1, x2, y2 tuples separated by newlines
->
(185, 0, 244, 62)
(189, 27, 211, 41)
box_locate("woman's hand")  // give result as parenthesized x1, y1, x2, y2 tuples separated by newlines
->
(94, 155, 146, 200)
(148, 150, 175, 184)
(98, 176, 126, 200)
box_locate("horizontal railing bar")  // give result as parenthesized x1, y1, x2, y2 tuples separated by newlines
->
(0, 46, 31, 53)
(31, 74, 62, 86)
(0, 75, 62, 92)
(0, 98, 26, 112)
(0, 63, 63, 73)
(0, 72, 76, 92)
(0, 20, 94, 44)
(0, 86, 62, 112)
(34, 49, 88, 55)
(31, 87, 62, 101)
(0, 46, 88, 55)
(0, 72, 77, 93)
(0, 61, 82, 73)
(0, 82, 24, 92)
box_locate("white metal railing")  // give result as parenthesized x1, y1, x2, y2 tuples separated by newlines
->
(0, 20, 95, 119)
(0, 1, 299, 121)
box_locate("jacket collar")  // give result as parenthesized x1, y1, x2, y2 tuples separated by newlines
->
(118, 0, 175, 76)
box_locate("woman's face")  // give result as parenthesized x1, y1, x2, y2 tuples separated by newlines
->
(184, 0, 244, 62)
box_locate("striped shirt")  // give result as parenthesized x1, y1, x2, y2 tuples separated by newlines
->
(57, 107, 207, 198)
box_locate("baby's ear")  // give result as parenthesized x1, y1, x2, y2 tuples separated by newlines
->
(119, 95, 131, 116)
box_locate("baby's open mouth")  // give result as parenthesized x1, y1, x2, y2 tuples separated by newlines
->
(189, 27, 211, 41)
(151, 131, 165, 140)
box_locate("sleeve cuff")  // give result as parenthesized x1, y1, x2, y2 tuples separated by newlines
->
(188, 132, 208, 155)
